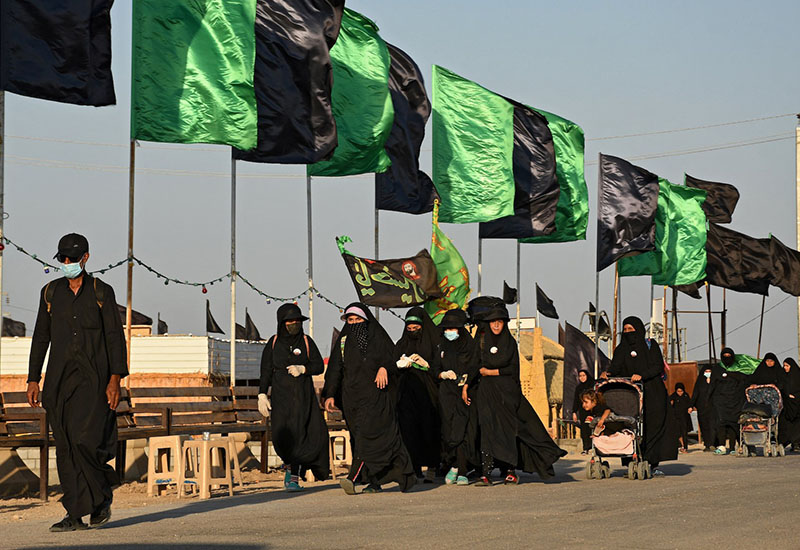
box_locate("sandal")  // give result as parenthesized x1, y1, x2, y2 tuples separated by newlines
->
(504, 473, 519, 485)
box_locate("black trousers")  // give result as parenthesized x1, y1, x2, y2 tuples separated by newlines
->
(716, 424, 738, 448)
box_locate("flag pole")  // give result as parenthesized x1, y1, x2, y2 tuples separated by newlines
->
(706, 282, 716, 364)
(477, 234, 482, 297)
(0, 91, 5, 387)
(515, 240, 521, 344)
(662, 286, 669, 358)
(721, 288, 727, 349)
(230, 154, 237, 388)
(649, 284, 655, 339)
(795, 114, 800, 355)
(535, 284, 540, 329)
(593, 152, 601, 379)
(757, 294, 766, 358)
(612, 263, 619, 354)
(125, 139, 135, 387)
(374, 206, 380, 320)
(306, 175, 314, 338)
(673, 288, 681, 362)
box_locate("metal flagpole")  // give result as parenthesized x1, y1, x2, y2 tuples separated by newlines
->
(649, 284, 655, 338)
(757, 295, 766, 358)
(612, 264, 619, 354)
(125, 139, 135, 384)
(477, 234, 482, 297)
(593, 152, 601, 378)
(0, 91, 5, 386)
(706, 282, 716, 364)
(374, 207, 380, 320)
(721, 288, 727, 349)
(795, 114, 800, 355)
(515, 241, 521, 344)
(306, 175, 314, 338)
(230, 155, 237, 387)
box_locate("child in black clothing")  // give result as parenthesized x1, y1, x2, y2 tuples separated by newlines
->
(580, 390, 614, 437)
(670, 383, 693, 453)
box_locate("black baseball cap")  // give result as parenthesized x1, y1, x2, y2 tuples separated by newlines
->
(54, 233, 89, 261)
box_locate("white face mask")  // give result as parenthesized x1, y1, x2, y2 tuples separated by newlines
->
(444, 330, 459, 342)
(704, 371, 712, 379)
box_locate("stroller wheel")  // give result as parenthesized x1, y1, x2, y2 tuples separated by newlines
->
(777, 444, 786, 457)
(636, 461, 649, 481)
(627, 462, 638, 480)
(585, 462, 595, 480)
(600, 462, 611, 479)
(741, 444, 749, 457)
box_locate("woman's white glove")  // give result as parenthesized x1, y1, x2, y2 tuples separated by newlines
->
(287, 365, 306, 377)
(257, 393, 271, 417)
(440, 370, 457, 380)
(396, 355, 413, 369)
(409, 353, 429, 369)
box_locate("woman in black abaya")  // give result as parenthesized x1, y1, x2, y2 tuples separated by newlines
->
(710, 347, 747, 454)
(605, 316, 677, 474)
(474, 305, 566, 485)
(572, 369, 595, 454)
(437, 309, 480, 486)
(323, 303, 414, 495)
(779, 358, 800, 451)
(690, 365, 717, 451)
(748, 352, 785, 391)
(393, 307, 442, 481)
(258, 304, 329, 491)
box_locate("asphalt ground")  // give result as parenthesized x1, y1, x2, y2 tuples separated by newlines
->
(1, 447, 799, 550)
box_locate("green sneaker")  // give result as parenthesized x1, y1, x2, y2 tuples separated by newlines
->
(283, 469, 292, 489)
(456, 476, 469, 486)
(362, 484, 382, 494)
(445, 468, 458, 485)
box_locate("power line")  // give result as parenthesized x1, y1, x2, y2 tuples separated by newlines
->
(587, 113, 796, 141)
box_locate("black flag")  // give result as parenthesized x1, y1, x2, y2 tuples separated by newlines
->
(117, 305, 152, 327)
(0, 0, 115, 106)
(502, 281, 518, 304)
(329, 327, 341, 358)
(478, 103, 560, 239)
(685, 174, 739, 224)
(235, 323, 247, 340)
(234, 0, 343, 164)
(589, 303, 612, 340)
(770, 236, 800, 296)
(341, 249, 442, 308)
(672, 282, 702, 300)
(562, 322, 610, 420)
(245, 309, 263, 341)
(467, 296, 506, 323)
(596, 154, 659, 272)
(558, 323, 565, 346)
(157, 313, 168, 335)
(206, 300, 224, 335)
(375, 43, 436, 214)
(706, 223, 770, 295)
(2, 317, 25, 337)
(535, 283, 558, 319)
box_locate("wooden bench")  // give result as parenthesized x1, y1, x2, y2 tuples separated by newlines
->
(0, 391, 50, 500)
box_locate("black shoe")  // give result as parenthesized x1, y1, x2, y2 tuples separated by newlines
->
(50, 515, 88, 533)
(89, 503, 112, 528)
(401, 474, 417, 493)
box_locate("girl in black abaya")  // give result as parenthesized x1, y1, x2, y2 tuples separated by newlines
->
(323, 303, 414, 495)
(710, 348, 747, 454)
(605, 316, 677, 474)
(690, 365, 717, 451)
(670, 383, 692, 453)
(474, 305, 567, 486)
(572, 369, 595, 454)
(393, 307, 442, 481)
(437, 309, 481, 486)
(779, 358, 800, 451)
(258, 304, 329, 491)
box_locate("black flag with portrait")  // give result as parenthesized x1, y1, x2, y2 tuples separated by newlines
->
(341, 250, 441, 308)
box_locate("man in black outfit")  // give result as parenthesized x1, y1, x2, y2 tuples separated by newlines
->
(26, 234, 127, 532)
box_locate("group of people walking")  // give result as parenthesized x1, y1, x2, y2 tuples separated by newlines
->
(261, 301, 567, 494)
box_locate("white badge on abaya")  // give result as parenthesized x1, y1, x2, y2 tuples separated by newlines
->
(441, 351, 445, 359)
(630, 350, 637, 358)
(293, 348, 302, 356)
(490, 346, 498, 354)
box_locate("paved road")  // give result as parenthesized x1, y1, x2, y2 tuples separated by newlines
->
(2, 450, 799, 550)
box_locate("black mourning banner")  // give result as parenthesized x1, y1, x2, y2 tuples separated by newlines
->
(206, 300, 224, 334)
(245, 309, 263, 341)
(342, 250, 441, 308)
(502, 281, 518, 304)
(535, 283, 559, 319)
(562, 322, 609, 420)
(2, 317, 26, 337)
(769, 236, 800, 297)
(118, 305, 152, 326)
(685, 174, 740, 224)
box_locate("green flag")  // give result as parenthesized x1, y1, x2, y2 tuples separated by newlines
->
(520, 109, 588, 243)
(432, 65, 516, 224)
(425, 201, 471, 324)
(308, 8, 393, 177)
(131, 0, 257, 149)
(721, 354, 761, 376)
(619, 179, 707, 286)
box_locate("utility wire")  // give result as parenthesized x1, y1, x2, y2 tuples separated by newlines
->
(588, 113, 796, 141)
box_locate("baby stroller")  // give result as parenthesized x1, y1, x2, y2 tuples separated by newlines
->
(736, 384, 785, 457)
(586, 378, 652, 480)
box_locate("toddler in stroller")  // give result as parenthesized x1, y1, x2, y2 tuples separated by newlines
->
(735, 384, 785, 457)
(585, 378, 652, 480)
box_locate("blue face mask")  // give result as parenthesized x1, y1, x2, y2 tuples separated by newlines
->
(444, 330, 459, 341)
(61, 262, 84, 279)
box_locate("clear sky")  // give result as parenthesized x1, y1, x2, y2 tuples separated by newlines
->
(2, 0, 799, 360)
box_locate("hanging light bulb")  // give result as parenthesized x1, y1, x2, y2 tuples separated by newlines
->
(202, 286, 208, 294)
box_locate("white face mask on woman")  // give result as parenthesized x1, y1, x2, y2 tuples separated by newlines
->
(444, 330, 459, 342)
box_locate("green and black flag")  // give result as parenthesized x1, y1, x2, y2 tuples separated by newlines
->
(769, 236, 800, 296)
(338, 238, 441, 307)
(536, 284, 559, 319)
(206, 300, 225, 335)
(1, 0, 115, 105)
(685, 174, 739, 224)
(432, 66, 559, 228)
(596, 154, 660, 272)
(235, 0, 344, 163)
(375, 43, 436, 214)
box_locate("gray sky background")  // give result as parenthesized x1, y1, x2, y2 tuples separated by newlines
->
(3, 0, 799, 360)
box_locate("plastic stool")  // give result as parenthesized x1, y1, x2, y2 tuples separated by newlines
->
(328, 429, 352, 475)
(183, 437, 234, 499)
(147, 435, 186, 497)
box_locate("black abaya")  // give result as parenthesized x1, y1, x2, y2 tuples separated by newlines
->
(779, 358, 800, 447)
(690, 371, 717, 448)
(476, 317, 566, 478)
(572, 370, 595, 452)
(393, 307, 442, 472)
(259, 304, 329, 480)
(608, 316, 678, 466)
(709, 349, 747, 447)
(323, 303, 413, 487)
